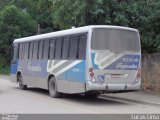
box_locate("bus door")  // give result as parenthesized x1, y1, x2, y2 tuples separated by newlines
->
(10, 44, 19, 82)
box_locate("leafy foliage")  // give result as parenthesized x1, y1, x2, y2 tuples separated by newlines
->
(0, 0, 160, 68)
(12, 0, 56, 33)
(0, 5, 37, 63)
(51, 0, 160, 53)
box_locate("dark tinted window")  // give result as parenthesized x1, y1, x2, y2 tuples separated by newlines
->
(33, 41, 39, 59)
(29, 42, 34, 59)
(49, 39, 56, 59)
(24, 43, 29, 59)
(17, 33, 87, 60)
(91, 28, 140, 51)
(43, 40, 49, 59)
(69, 35, 78, 59)
(38, 40, 44, 59)
(12, 44, 19, 63)
(17, 44, 20, 59)
(20, 44, 25, 59)
(19, 44, 22, 59)
(77, 35, 87, 59)
(55, 38, 62, 59)
(62, 37, 70, 59)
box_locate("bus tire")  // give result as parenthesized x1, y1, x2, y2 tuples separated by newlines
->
(49, 77, 61, 98)
(18, 75, 27, 90)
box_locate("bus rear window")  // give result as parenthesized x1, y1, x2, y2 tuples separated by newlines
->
(91, 28, 140, 52)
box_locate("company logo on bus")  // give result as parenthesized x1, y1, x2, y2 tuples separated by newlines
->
(116, 63, 138, 69)
(92, 53, 140, 70)
(28, 62, 42, 72)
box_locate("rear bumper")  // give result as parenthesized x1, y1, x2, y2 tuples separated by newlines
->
(86, 81, 141, 92)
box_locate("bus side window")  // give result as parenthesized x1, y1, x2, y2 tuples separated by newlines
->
(11, 44, 19, 63)
(43, 40, 49, 59)
(33, 41, 39, 59)
(29, 42, 34, 59)
(19, 44, 22, 59)
(24, 43, 29, 59)
(69, 35, 78, 59)
(49, 39, 56, 59)
(22, 43, 25, 59)
(78, 35, 87, 59)
(55, 38, 62, 59)
(20, 44, 25, 59)
(62, 37, 70, 59)
(38, 40, 44, 59)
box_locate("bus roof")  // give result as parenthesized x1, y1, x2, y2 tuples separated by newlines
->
(13, 25, 138, 44)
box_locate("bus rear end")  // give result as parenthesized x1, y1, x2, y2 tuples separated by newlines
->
(86, 26, 141, 93)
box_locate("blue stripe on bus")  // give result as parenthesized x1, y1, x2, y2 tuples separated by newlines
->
(18, 60, 48, 78)
(91, 53, 140, 70)
(106, 54, 140, 70)
(91, 53, 99, 69)
(57, 60, 85, 82)
(10, 61, 18, 74)
(67, 60, 85, 82)
(11, 59, 86, 82)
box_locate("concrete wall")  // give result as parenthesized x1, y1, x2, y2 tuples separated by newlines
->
(142, 53, 160, 93)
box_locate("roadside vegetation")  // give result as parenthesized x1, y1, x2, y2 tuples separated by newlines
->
(0, 65, 10, 75)
(0, 57, 10, 74)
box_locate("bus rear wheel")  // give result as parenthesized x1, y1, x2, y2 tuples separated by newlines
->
(49, 77, 61, 98)
(18, 75, 27, 90)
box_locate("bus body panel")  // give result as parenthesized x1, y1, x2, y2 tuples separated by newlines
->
(10, 25, 141, 94)
(11, 59, 86, 93)
(86, 26, 141, 92)
(91, 52, 141, 83)
(17, 59, 48, 89)
(48, 60, 86, 93)
(85, 52, 141, 92)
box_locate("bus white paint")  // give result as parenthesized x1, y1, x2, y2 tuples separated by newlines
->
(10, 25, 141, 98)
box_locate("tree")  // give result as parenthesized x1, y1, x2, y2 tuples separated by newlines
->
(12, 0, 56, 33)
(50, 0, 130, 29)
(51, 0, 160, 53)
(0, 0, 12, 10)
(51, 0, 86, 29)
(0, 5, 37, 63)
(0, 0, 160, 66)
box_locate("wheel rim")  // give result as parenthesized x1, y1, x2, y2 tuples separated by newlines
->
(50, 79, 56, 93)
(19, 76, 23, 87)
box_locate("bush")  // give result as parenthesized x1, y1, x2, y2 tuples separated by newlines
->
(0, 57, 10, 75)
(0, 65, 10, 75)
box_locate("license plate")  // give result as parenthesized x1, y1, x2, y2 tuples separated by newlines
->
(111, 74, 121, 78)
(105, 74, 128, 79)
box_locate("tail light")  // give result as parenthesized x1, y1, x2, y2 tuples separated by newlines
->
(89, 67, 96, 82)
(132, 69, 141, 85)
(89, 67, 94, 77)
(89, 67, 93, 72)
(90, 72, 94, 77)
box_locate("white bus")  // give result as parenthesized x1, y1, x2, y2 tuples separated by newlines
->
(10, 25, 141, 98)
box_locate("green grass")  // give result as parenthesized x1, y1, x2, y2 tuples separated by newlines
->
(0, 65, 10, 75)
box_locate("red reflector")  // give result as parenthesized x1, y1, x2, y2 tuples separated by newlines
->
(89, 68, 93, 72)
(90, 72, 94, 77)
(137, 73, 141, 77)
(137, 69, 141, 77)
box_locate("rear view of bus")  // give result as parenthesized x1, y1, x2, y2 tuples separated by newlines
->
(87, 26, 141, 93)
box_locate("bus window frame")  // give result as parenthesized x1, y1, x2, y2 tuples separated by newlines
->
(11, 44, 19, 64)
